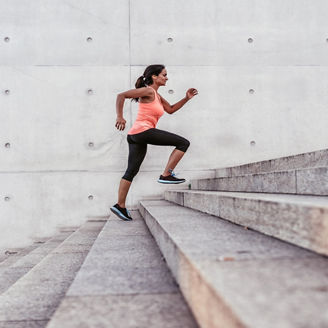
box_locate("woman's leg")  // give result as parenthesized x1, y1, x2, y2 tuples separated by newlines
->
(162, 149, 186, 176)
(118, 137, 147, 208)
(117, 179, 132, 208)
(136, 128, 190, 176)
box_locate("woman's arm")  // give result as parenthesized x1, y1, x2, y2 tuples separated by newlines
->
(115, 87, 153, 131)
(159, 88, 198, 114)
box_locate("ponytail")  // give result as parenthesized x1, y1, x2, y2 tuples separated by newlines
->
(132, 64, 165, 102)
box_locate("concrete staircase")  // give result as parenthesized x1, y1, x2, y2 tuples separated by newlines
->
(138, 148, 328, 328)
(0, 214, 197, 328)
(1, 148, 327, 327)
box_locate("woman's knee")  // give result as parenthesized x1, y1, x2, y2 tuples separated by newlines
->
(177, 138, 190, 152)
(122, 168, 139, 182)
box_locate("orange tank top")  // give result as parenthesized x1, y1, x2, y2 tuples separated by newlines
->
(128, 86, 165, 135)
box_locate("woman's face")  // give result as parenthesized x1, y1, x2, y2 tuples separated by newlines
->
(154, 68, 168, 86)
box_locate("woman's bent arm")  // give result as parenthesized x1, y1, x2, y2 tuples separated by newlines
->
(160, 88, 198, 114)
(115, 87, 153, 131)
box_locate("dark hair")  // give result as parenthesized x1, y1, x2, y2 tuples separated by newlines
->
(132, 64, 165, 102)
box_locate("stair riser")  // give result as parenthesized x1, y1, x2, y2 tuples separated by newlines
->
(165, 191, 328, 257)
(192, 167, 328, 196)
(139, 203, 245, 328)
(215, 149, 328, 178)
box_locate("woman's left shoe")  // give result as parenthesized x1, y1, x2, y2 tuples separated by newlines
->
(110, 204, 133, 221)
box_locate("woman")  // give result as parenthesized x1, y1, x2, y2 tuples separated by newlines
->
(110, 64, 198, 221)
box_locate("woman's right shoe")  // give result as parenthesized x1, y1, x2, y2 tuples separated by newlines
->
(157, 170, 186, 184)
(110, 204, 133, 221)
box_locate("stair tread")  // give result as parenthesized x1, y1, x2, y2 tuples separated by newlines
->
(47, 211, 197, 328)
(214, 148, 328, 172)
(0, 220, 105, 323)
(170, 189, 328, 207)
(0, 231, 74, 295)
(140, 199, 328, 328)
(195, 165, 328, 180)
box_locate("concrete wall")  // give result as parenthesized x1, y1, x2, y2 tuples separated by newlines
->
(1, 0, 328, 248)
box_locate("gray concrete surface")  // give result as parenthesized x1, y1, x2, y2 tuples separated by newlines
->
(47, 210, 197, 328)
(0, 220, 105, 325)
(215, 148, 328, 178)
(165, 190, 328, 256)
(192, 166, 328, 195)
(0, 230, 74, 295)
(139, 199, 328, 328)
(2, 0, 328, 248)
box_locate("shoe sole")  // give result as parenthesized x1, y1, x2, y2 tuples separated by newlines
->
(157, 179, 186, 184)
(110, 207, 132, 221)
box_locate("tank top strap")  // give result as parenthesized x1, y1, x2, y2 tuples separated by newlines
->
(147, 86, 159, 101)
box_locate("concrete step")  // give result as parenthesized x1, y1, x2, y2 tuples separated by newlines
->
(47, 210, 197, 328)
(0, 219, 106, 328)
(139, 199, 328, 328)
(191, 166, 328, 196)
(0, 227, 78, 269)
(215, 148, 328, 178)
(0, 229, 76, 295)
(0, 244, 42, 269)
(165, 190, 328, 257)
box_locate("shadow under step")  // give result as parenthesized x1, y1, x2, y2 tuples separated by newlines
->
(165, 190, 328, 257)
(0, 220, 106, 328)
(192, 166, 328, 196)
(139, 199, 328, 328)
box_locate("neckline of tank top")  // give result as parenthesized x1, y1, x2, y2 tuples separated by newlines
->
(139, 86, 160, 104)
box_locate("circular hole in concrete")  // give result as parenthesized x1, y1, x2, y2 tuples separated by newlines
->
(88, 195, 94, 200)
(249, 89, 255, 94)
(4, 196, 10, 201)
(248, 38, 253, 43)
(4, 90, 10, 95)
(87, 89, 93, 95)
(88, 142, 94, 148)
(5, 143, 10, 148)
(87, 37, 93, 42)
(250, 140, 256, 146)
(4, 37, 10, 42)
(168, 89, 174, 94)
(167, 37, 173, 43)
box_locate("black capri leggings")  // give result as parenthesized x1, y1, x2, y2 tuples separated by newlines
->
(122, 128, 190, 182)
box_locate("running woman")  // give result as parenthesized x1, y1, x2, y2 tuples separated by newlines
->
(110, 64, 198, 221)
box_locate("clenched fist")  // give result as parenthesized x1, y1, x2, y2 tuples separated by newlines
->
(186, 88, 198, 100)
(115, 117, 126, 131)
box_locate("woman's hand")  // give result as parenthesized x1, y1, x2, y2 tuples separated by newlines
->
(186, 88, 198, 100)
(115, 117, 126, 131)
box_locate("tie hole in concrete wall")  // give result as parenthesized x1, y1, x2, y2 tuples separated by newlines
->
(4, 37, 10, 42)
(86, 37, 93, 42)
(4, 90, 10, 95)
(87, 89, 93, 95)
(248, 38, 253, 43)
(168, 89, 174, 94)
(88, 195, 94, 200)
(250, 141, 256, 146)
(5, 143, 10, 148)
(249, 89, 255, 94)
(4, 196, 11, 201)
(167, 37, 173, 43)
